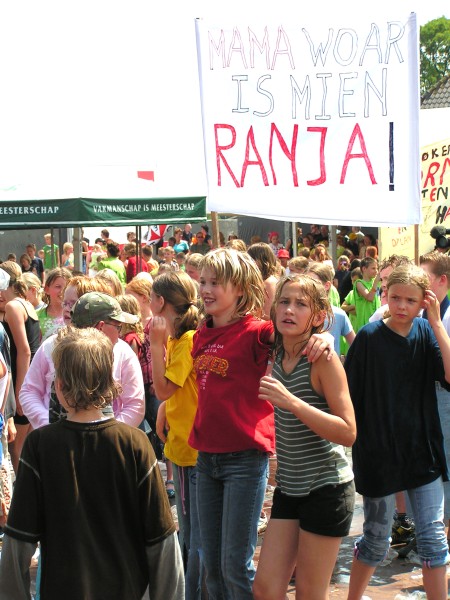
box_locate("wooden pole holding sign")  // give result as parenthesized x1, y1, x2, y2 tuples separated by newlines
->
(211, 211, 220, 249)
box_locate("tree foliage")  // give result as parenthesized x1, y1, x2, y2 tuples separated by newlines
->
(420, 17, 450, 97)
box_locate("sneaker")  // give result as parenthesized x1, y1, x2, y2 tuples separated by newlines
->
(397, 535, 417, 559)
(257, 512, 268, 535)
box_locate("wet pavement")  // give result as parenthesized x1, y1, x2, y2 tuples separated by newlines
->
(9, 458, 450, 598)
(254, 457, 449, 599)
(256, 488, 439, 600)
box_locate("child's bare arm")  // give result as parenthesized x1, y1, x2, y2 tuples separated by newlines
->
(356, 274, 380, 302)
(259, 354, 356, 446)
(341, 301, 355, 314)
(303, 331, 334, 362)
(345, 330, 356, 346)
(155, 402, 168, 443)
(149, 317, 179, 401)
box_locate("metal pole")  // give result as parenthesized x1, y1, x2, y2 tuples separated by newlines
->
(292, 222, 297, 257)
(329, 225, 336, 264)
(136, 225, 141, 274)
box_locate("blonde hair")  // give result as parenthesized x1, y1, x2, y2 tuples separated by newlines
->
(65, 275, 111, 298)
(116, 294, 144, 341)
(95, 269, 123, 297)
(288, 256, 309, 273)
(157, 263, 174, 276)
(185, 253, 204, 271)
(271, 275, 333, 360)
(63, 242, 73, 253)
(53, 327, 121, 411)
(387, 264, 430, 295)
(0, 261, 27, 299)
(225, 239, 247, 252)
(420, 250, 450, 281)
(305, 262, 334, 284)
(152, 271, 199, 338)
(126, 275, 153, 300)
(22, 273, 43, 303)
(200, 249, 264, 320)
(123, 242, 137, 257)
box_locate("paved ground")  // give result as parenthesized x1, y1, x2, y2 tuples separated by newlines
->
(7, 457, 450, 598)
(255, 457, 447, 599)
(257, 487, 435, 600)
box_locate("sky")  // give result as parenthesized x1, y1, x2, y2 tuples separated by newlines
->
(0, 1, 447, 201)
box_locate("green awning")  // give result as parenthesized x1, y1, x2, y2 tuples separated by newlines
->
(0, 196, 206, 229)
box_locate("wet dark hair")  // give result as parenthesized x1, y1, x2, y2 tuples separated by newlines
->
(271, 274, 333, 361)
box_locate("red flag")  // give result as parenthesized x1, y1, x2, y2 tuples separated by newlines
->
(145, 225, 170, 244)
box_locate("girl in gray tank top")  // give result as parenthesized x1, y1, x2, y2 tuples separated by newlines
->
(254, 274, 356, 600)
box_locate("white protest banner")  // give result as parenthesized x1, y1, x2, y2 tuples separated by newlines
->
(196, 13, 420, 226)
(378, 226, 415, 261)
(419, 137, 450, 255)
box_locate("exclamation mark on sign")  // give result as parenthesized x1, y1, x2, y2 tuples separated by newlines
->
(389, 122, 394, 191)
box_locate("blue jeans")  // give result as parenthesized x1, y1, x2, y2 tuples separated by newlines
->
(196, 450, 269, 600)
(436, 382, 450, 519)
(355, 476, 449, 568)
(173, 464, 204, 600)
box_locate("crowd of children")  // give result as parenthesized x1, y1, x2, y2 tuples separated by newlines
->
(1, 225, 450, 600)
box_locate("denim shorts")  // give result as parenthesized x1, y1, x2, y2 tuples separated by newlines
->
(271, 480, 355, 537)
(355, 476, 449, 568)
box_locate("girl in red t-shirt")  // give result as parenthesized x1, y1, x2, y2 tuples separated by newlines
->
(189, 249, 332, 599)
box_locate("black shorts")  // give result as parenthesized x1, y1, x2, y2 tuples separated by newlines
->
(14, 414, 30, 425)
(271, 480, 355, 537)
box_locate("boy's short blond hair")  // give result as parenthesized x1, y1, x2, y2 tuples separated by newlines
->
(95, 269, 123, 297)
(66, 275, 111, 299)
(420, 250, 450, 284)
(185, 253, 204, 270)
(53, 327, 121, 411)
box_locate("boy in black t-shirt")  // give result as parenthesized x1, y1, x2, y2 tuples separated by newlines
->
(0, 327, 183, 600)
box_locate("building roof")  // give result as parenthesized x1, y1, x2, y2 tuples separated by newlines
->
(421, 74, 450, 109)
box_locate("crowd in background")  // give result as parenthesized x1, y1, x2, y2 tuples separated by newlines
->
(1, 221, 450, 599)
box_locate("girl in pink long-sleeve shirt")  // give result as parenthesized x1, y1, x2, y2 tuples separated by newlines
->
(20, 276, 144, 429)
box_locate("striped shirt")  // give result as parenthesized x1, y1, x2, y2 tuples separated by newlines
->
(273, 355, 353, 497)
